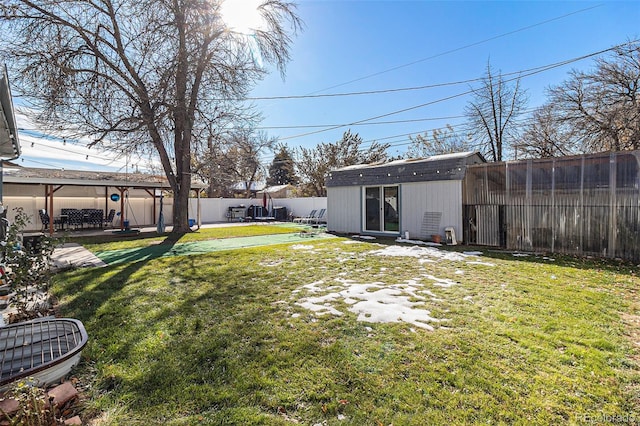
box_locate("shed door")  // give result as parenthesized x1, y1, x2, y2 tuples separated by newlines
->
(364, 186, 399, 233)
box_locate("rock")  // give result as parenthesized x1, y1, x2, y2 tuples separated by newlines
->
(0, 397, 19, 418)
(48, 382, 78, 407)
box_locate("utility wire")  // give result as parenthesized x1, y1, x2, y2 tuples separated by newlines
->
(277, 41, 638, 142)
(306, 3, 604, 95)
(254, 115, 466, 129)
(14, 41, 636, 136)
(22, 138, 122, 163)
(257, 113, 544, 164)
(19, 157, 67, 169)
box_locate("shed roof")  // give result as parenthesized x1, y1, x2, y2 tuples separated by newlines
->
(2, 164, 207, 189)
(326, 151, 485, 188)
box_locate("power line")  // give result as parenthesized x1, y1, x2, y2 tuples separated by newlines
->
(258, 113, 540, 164)
(242, 52, 602, 101)
(254, 115, 466, 129)
(305, 3, 604, 95)
(277, 41, 638, 142)
(19, 157, 66, 169)
(14, 41, 637, 139)
(23, 138, 118, 162)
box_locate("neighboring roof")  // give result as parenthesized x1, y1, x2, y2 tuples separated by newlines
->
(258, 184, 294, 193)
(232, 181, 263, 191)
(2, 164, 207, 189)
(0, 66, 20, 160)
(326, 151, 486, 187)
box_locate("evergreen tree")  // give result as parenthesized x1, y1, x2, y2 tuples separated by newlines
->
(267, 144, 298, 186)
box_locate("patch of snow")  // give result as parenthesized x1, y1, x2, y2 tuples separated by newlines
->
(512, 253, 529, 257)
(291, 244, 314, 250)
(353, 235, 376, 240)
(423, 274, 458, 288)
(463, 295, 473, 302)
(259, 260, 283, 267)
(455, 270, 464, 275)
(466, 261, 496, 267)
(463, 251, 483, 256)
(543, 257, 555, 261)
(395, 238, 442, 247)
(292, 278, 447, 330)
(296, 290, 344, 316)
(369, 245, 467, 262)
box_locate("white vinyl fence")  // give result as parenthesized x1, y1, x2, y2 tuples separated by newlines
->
(189, 197, 327, 223)
(3, 194, 327, 232)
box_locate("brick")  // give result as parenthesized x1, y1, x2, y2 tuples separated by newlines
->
(47, 382, 78, 407)
(64, 415, 82, 425)
(0, 397, 19, 418)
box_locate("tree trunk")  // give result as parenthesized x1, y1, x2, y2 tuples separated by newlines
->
(172, 174, 191, 234)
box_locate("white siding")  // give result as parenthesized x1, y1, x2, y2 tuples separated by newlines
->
(400, 181, 463, 242)
(327, 186, 361, 233)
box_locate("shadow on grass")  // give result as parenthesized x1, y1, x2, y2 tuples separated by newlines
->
(54, 250, 313, 421)
(52, 236, 640, 423)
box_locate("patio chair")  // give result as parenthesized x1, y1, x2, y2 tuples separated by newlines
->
(104, 209, 116, 227)
(293, 209, 317, 224)
(67, 209, 84, 230)
(308, 208, 326, 225)
(87, 209, 104, 228)
(38, 209, 61, 231)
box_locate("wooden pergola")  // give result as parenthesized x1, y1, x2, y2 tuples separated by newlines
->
(2, 167, 206, 235)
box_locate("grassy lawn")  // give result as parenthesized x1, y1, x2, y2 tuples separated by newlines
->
(51, 232, 640, 425)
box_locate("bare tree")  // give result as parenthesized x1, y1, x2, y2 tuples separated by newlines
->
(296, 130, 388, 196)
(465, 62, 528, 162)
(516, 104, 578, 159)
(547, 42, 640, 153)
(0, 0, 301, 234)
(194, 129, 274, 198)
(406, 124, 472, 158)
(224, 131, 274, 198)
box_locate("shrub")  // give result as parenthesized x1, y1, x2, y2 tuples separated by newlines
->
(0, 207, 59, 323)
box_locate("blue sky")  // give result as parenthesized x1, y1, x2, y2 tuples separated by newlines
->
(251, 0, 640, 163)
(11, 0, 640, 171)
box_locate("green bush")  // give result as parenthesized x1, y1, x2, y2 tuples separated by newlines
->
(0, 207, 59, 322)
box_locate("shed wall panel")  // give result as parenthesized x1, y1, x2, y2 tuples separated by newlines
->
(327, 187, 361, 233)
(401, 181, 463, 241)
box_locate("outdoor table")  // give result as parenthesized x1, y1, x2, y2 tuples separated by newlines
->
(58, 214, 68, 231)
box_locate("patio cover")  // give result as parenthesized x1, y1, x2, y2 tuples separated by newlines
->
(2, 166, 207, 234)
(0, 65, 20, 160)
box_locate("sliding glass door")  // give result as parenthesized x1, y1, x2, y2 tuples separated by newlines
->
(364, 186, 399, 233)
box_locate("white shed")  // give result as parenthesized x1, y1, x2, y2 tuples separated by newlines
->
(326, 152, 485, 242)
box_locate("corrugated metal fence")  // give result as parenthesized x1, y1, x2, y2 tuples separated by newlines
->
(463, 151, 640, 261)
